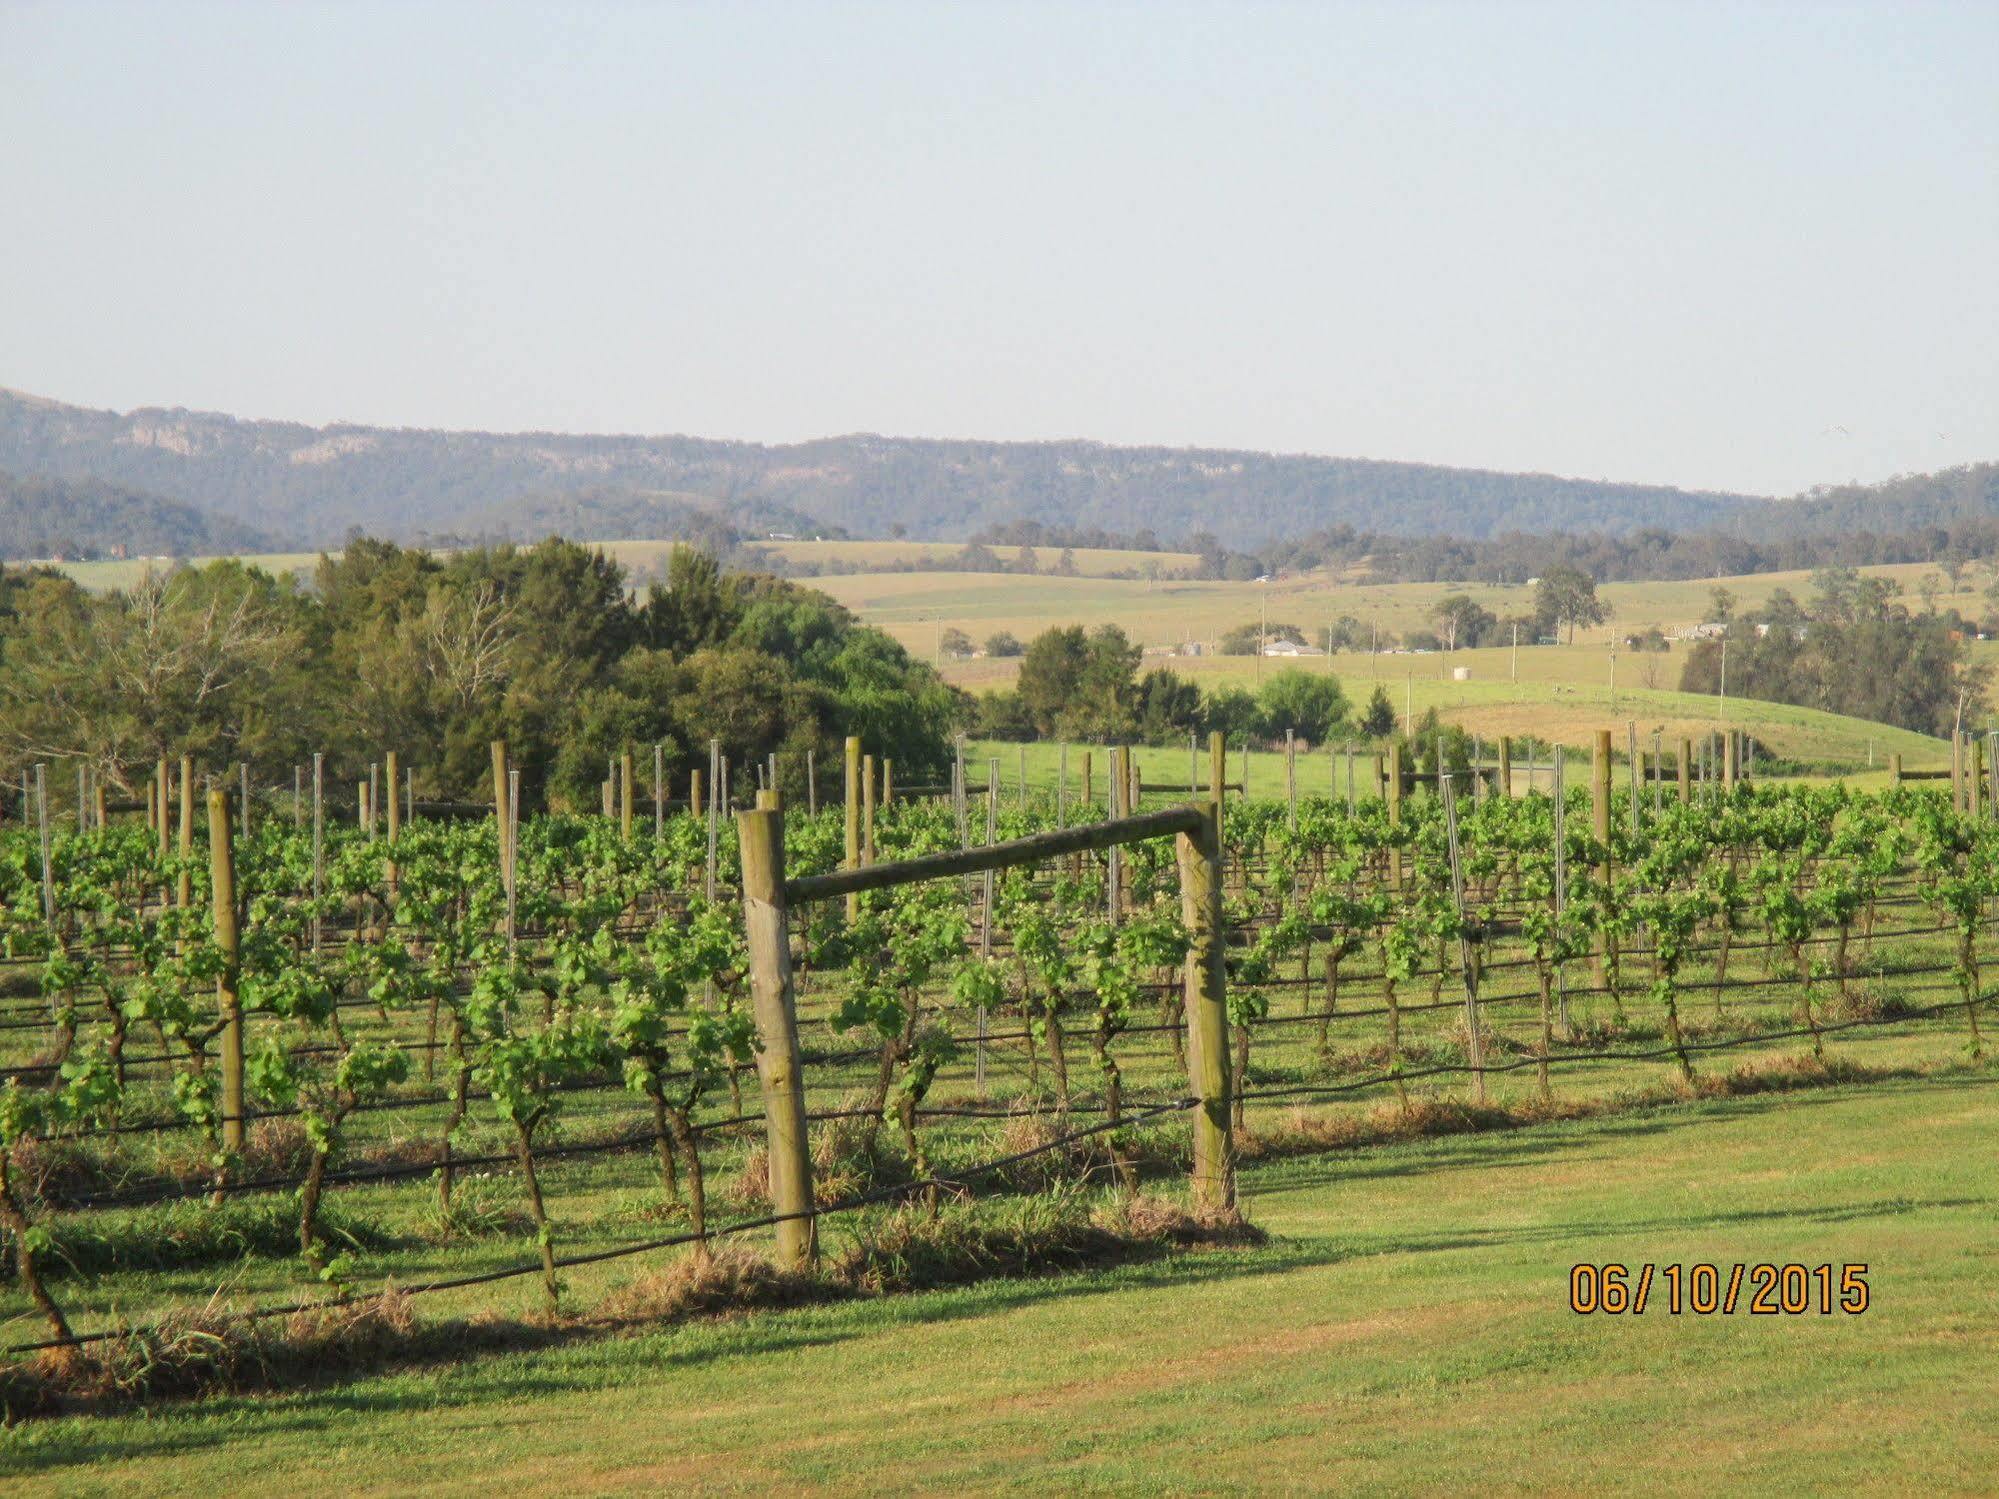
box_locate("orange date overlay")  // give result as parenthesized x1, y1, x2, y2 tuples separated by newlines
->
(1569, 1263, 1869, 1316)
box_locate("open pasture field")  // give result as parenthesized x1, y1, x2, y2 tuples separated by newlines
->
(955, 655, 1945, 775)
(804, 558, 1996, 660)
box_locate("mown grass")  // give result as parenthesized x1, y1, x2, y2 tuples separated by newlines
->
(2, 1071, 1993, 1494)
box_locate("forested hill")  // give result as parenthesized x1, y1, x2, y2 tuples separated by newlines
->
(0, 469, 272, 561)
(1, 386, 1992, 553)
(0, 386, 1761, 547)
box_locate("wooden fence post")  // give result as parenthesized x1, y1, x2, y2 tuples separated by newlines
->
(862, 753, 877, 866)
(1678, 736, 1692, 804)
(620, 749, 635, 840)
(209, 788, 246, 1153)
(1285, 729, 1297, 828)
(177, 755, 194, 911)
(1177, 799, 1234, 1216)
(738, 807, 816, 1270)
(1498, 735, 1513, 798)
(843, 736, 861, 922)
(489, 740, 511, 876)
(1592, 729, 1612, 859)
(156, 756, 170, 860)
(1386, 740, 1404, 889)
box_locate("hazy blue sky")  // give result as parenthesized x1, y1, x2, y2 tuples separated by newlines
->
(2, 1, 1993, 496)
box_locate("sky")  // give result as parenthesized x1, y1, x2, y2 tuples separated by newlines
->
(1, 0, 1994, 498)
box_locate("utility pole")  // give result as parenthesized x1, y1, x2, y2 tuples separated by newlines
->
(1256, 585, 1266, 687)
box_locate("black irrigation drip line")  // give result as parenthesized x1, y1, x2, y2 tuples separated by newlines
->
(0, 1098, 1199, 1358)
(1233, 990, 1998, 1105)
(32, 1081, 1194, 1215)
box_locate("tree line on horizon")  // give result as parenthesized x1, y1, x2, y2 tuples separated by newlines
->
(0, 540, 960, 807)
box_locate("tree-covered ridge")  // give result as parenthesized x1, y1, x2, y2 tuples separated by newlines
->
(0, 539, 962, 805)
(429, 484, 840, 555)
(1253, 464, 1999, 585)
(0, 469, 273, 561)
(5, 387, 1993, 564)
(0, 386, 1764, 548)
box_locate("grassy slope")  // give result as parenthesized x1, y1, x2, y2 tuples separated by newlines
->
(7, 1073, 1995, 1494)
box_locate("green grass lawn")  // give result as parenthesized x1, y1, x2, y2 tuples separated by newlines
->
(5, 1070, 1995, 1494)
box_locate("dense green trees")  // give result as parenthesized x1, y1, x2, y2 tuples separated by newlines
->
(1677, 568, 1985, 736)
(981, 620, 1359, 747)
(0, 540, 961, 805)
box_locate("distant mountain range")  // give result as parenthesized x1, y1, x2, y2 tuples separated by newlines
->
(0, 386, 1992, 559)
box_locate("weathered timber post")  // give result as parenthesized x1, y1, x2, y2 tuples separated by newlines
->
(1679, 737, 1693, 804)
(1498, 736, 1513, 798)
(979, 758, 997, 1097)
(862, 753, 878, 867)
(654, 742, 666, 836)
(1891, 752, 1902, 788)
(210, 789, 246, 1152)
(706, 739, 722, 900)
(1386, 740, 1404, 889)
(1593, 729, 1613, 989)
(489, 740, 511, 875)
(311, 753, 325, 953)
(176, 755, 194, 910)
(382, 749, 401, 895)
(737, 807, 816, 1269)
(1177, 798, 1234, 1215)
(881, 756, 893, 809)
(1592, 731, 1612, 855)
(806, 747, 816, 815)
(1285, 729, 1297, 829)
(154, 756, 170, 857)
(843, 735, 861, 922)
(620, 749, 635, 840)
(1106, 748, 1124, 923)
(1627, 721, 1640, 836)
(1081, 750, 1093, 812)
(33, 767, 52, 930)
